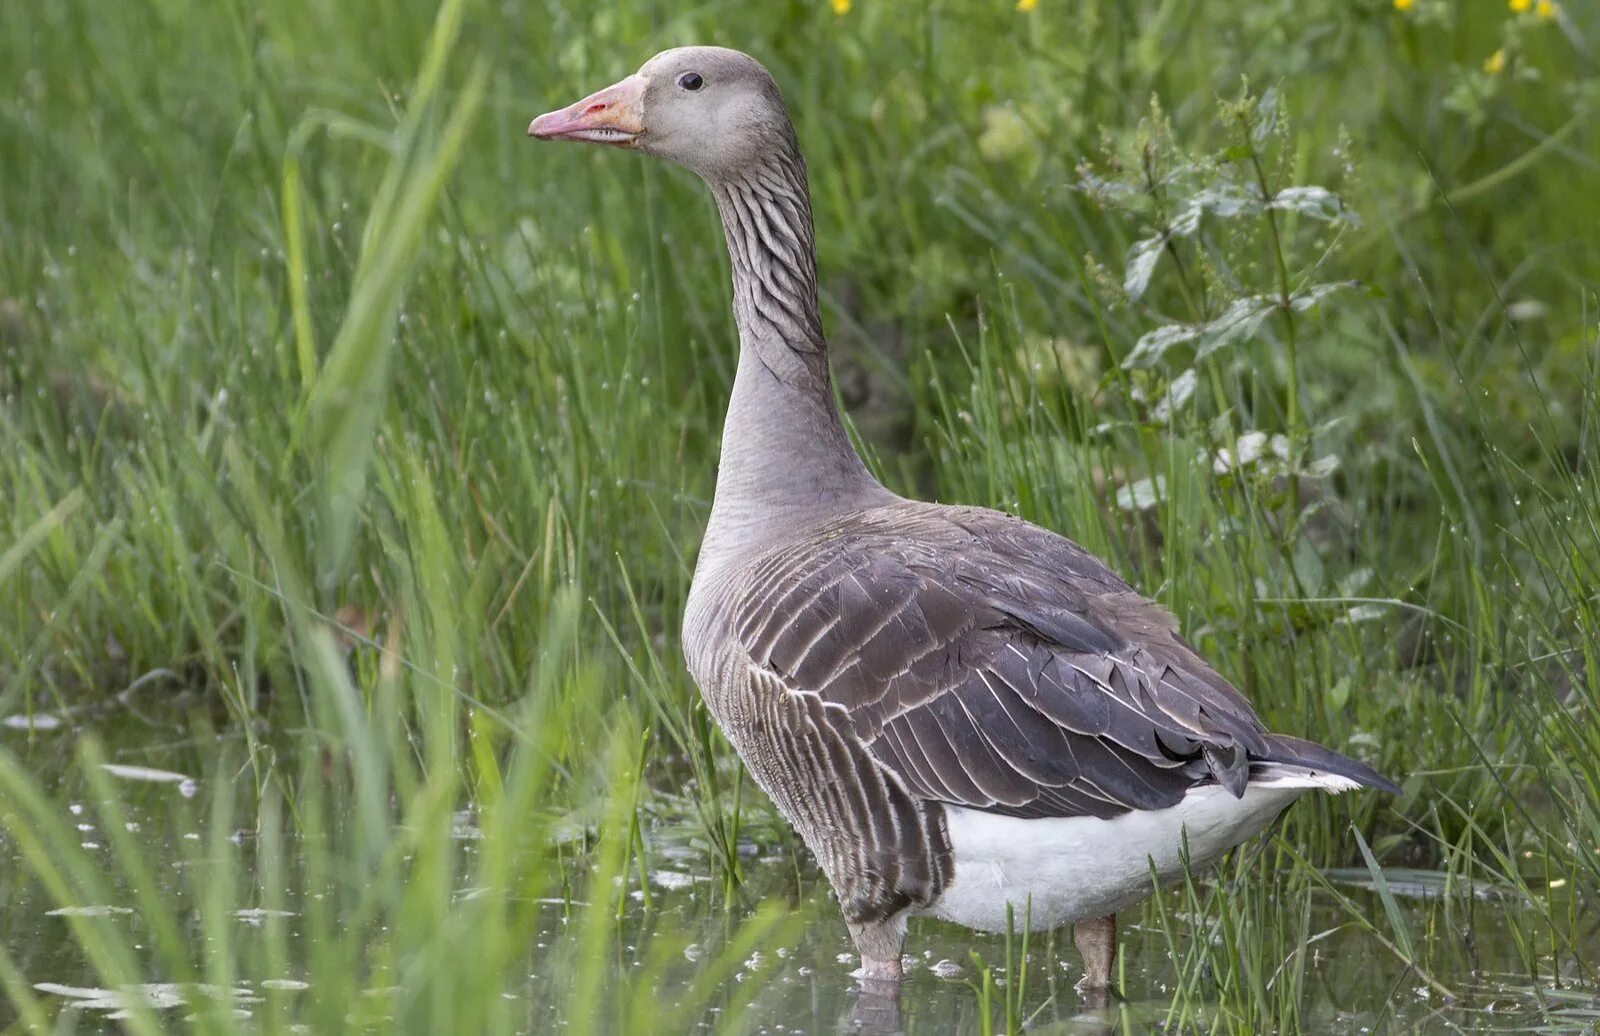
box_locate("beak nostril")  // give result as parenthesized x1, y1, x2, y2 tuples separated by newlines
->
(529, 74, 644, 145)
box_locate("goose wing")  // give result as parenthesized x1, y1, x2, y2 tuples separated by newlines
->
(729, 503, 1275, 820)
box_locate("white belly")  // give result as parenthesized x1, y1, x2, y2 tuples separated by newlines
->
(927, 782, 1311, 931)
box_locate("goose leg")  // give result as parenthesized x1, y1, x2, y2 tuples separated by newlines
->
(859, 955, 903, 984)
(850, 938, 904, 1036)
(849, 918, 905, 992)
(1074, 913, 1117, 994)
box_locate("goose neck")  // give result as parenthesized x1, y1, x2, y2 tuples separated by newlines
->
(697, 152, 889, 560)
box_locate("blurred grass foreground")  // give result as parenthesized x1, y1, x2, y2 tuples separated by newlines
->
(2, 0, 1599, 1032)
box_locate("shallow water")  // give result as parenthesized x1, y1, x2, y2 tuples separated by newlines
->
(2, 712, 1596, 1034)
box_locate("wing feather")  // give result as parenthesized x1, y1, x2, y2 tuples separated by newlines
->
(731, 502, 1276, 820)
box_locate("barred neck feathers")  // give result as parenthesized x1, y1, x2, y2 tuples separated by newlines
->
(698, 148, 891, 563)
(711, 147, 826, 386)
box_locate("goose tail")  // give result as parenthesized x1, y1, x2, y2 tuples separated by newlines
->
(1249, 735, 1402, 796)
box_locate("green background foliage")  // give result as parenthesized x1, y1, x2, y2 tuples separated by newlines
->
(1, 0, 1596, 1030)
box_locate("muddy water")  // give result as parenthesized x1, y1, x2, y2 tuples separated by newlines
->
(2, 713, 1595, 1034)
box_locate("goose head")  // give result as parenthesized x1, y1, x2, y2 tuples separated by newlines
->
(528, 46, 797, 183)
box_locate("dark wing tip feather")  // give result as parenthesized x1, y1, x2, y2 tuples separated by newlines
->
(1203, 741, 1251, 798)
(1264, 735, 1404, 795)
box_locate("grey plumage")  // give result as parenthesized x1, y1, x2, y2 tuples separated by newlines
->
(530, 44, 1398, 981)
(688, 499, 1396, 931)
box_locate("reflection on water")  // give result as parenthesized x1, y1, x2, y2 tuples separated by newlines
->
(2, 717, 1596, 1034)
(43, 906, 133, 918)
(98, 763, 199, 799)
(35, 982, 259, 1022)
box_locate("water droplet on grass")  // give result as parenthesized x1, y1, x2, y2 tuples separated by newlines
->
(3, 712, 62, 731)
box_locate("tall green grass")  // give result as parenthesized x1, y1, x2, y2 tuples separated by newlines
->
(2, 0, 1598, 1030)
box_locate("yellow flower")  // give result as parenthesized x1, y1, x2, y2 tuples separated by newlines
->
(1017, 0, 1038, 9)
(830, 0, 850, 13)
(1536, 0, 1556, 17)
(1509, 0, 1532, 12)
(1484, 48, 1507, 75)
(1393, 0, 1413, 10)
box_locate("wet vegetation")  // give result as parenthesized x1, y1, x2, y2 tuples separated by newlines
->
(2, 0, 1598, 1031)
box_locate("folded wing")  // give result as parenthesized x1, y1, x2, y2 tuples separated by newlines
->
(731, 503, 1282, 821)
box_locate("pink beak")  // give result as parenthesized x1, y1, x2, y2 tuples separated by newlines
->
(528, 74, 647, 146)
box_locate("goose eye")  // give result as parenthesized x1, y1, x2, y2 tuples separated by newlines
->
(676, 72, 704, 92)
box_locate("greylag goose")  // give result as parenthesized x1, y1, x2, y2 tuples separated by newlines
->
(528, 46, 1398, 993)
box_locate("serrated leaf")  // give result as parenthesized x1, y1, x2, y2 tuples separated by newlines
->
(1126, 283, 1355, 370)
(1252, 86, 1281, 144)
(1125, 323, 1203, 368)
(1152, 368, 1198, 421)
(1124, 233, 1167, 300)
(1268, 185, 1359, 225)
(1188, 183, 1260, 220)
(1193, 296, 1277, 361)
(1213, 430, 1272, 474)
(1289, 281, 1355, 312)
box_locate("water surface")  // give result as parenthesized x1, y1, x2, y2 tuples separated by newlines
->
(2, 711, 1594, 1034)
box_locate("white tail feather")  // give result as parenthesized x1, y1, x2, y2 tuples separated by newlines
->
(1249, 764, 1364, 793)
